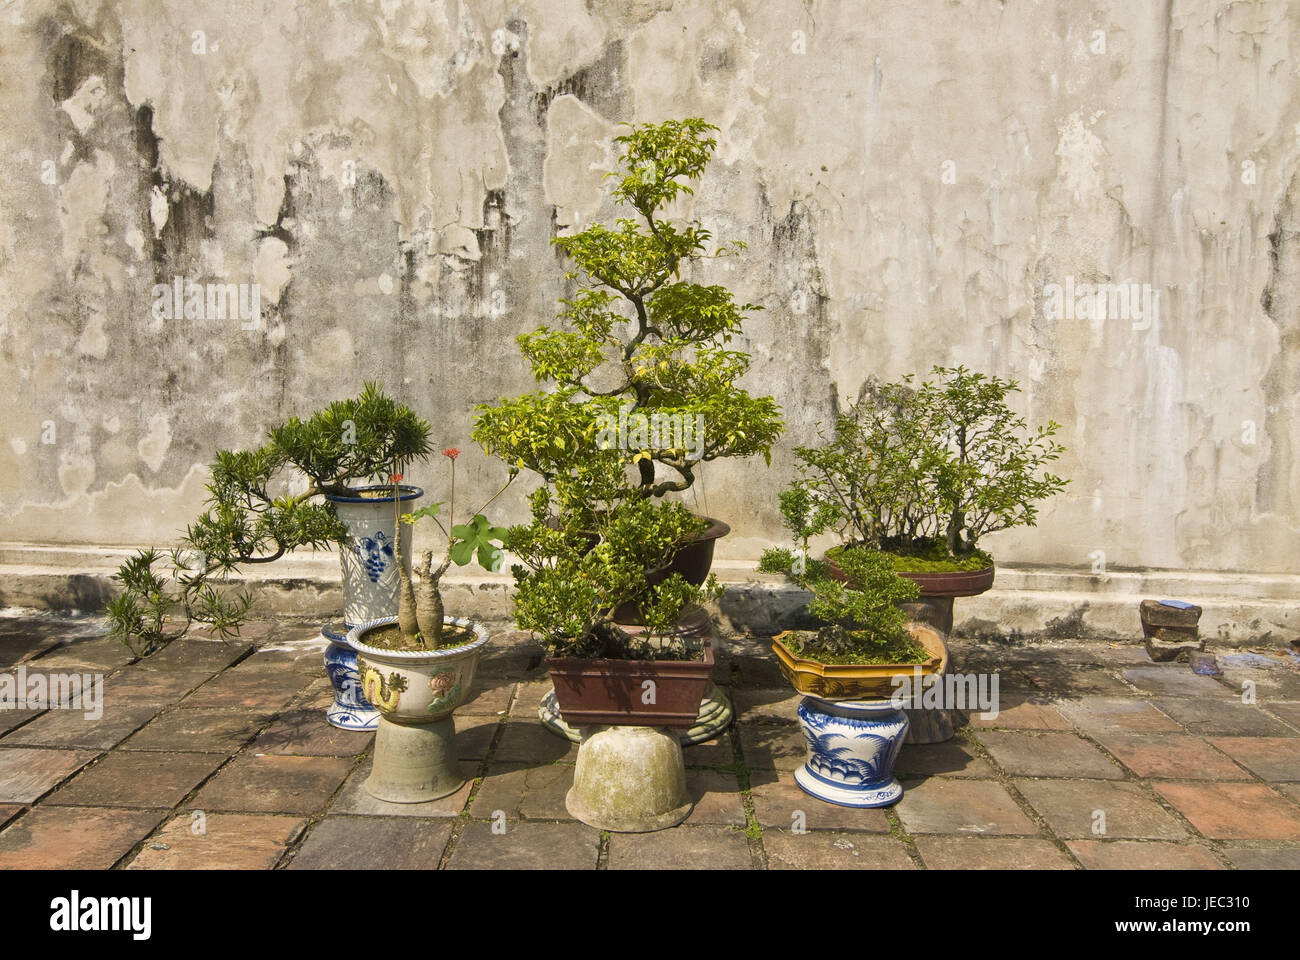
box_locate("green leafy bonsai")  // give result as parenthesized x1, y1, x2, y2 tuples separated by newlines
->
(507, 489, 722, 661)
(473, 118, 784, 521)
(106, 383, 432, 654)
(783, 365, 1069, 570)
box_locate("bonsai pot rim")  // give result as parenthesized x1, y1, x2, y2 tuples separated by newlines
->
(346, 615, 490, 662)
(324, 483, 425, 505)
(825, 545, 995, 599)
(771, 623, 948, 700)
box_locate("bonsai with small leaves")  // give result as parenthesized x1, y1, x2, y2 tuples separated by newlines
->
(107, 383, 431, 654)
(473, 118, 783, 519)
(381, 448, 514, 651)
(784, 365, 1069, 570)
(507, 489, 722, 661)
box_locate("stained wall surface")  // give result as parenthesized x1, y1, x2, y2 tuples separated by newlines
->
(1, 0, 1297, 576)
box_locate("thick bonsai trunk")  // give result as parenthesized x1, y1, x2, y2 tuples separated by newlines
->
(414, 551, 442, 649)
(945, 508, 965, 556)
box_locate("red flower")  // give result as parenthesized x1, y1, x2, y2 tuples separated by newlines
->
(442, 447, 461, 460)
(389, 473, 403, 483)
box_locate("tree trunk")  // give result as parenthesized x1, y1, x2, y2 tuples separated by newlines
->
(395, 531, 418, 640)
(946, 508, 964, 556)
(415, 551, 444, 649)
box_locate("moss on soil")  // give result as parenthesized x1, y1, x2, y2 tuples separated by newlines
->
(362, 623, 475, 652)
(779, 629, 930, 666)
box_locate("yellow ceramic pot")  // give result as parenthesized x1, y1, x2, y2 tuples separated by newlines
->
(771, 623, 948, 701)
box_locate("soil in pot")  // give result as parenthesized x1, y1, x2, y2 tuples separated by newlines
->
(356, 623, 476, 653)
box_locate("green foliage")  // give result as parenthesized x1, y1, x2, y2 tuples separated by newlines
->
(107, 383, 432, 652)
(758, 545, 919, 658)
(473, 118, 784, 501)
(508, 494, 720, 660)
(780, 365, 1069, 560)
(448, 514, 510, 571)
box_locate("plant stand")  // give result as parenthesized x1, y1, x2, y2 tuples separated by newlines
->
(322, 623, 380, 731)
(794, 697, 910, 808)
(366, 715, 462, 803)
(566, 725, 693, 832)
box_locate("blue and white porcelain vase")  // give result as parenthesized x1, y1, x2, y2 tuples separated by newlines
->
(319, 484, 423, 731)
(794, 697, 910, 808)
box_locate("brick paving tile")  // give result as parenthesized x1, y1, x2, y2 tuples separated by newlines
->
(0, 805, 166, 869)
(288, 815, 453, 869)
(0, 805, 21, 829)
(48, 751, 224, 808)
(1020, 665, 1133, 697)
(1093, 734, 1250, 780)
(1150, 699, 1296, 737)
(452, 715, 502, 760)
(682, 735, 736, 768)
(515, 763, 575, 821)
(1207, 737, 1300, 781)
(136, 638, 253, 673)
(748, 772, 890, 832)
(0, 746, 98, 803)
(494, 721, 577, 763)
(913, 836, 1075, 869)
(1014, 779, 1187, 840)
(975, 730, 1123, 779)
(31, 636, 134, 673)
(248, 708, 375, 757)
(329, 759, 472, 817)
(1262, 702, 1300, 729)
(1154, 782, 1300, 840)
(0, 636, 59, 669)
(446, 821, 600, 869)
(684, 769, 746, 826)
(895, 739, 995, 778)
(0, 708, 42, 736)
(738, 720, 806, 771)
(1021, 644, 1153, 667)
(607, 825, 752, 869)
(120, 708, 273, 753)
(1066, 839, 1223, 870)
(4, 703, 161, 750)
(964, 694, 1073, 731)
(1121, 666, 1238, 699)
(191, 754, 353, 815)
(763, 831, 915, 869)
(99, 667, 219, 705)
(896, 778, 1038, 835)
(507, 681, 553, 719)
(180, 667, 317, 711)
(1053, 697, 1182, 735)
(730, 649, 787, 689)
(459, 679, 515, 716)
(127, 813, 305, 869)
(1282, 783, 1300, 804)
(731, 688, 801, 724)
(470, 762, 541, 820)
(1218, 844, 1300, 869)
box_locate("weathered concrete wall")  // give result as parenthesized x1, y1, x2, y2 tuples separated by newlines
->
(1, 0, 1298, 594)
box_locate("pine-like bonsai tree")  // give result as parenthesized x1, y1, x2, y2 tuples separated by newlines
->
(473, 118, 784, 520)
(107, 383, 431, 654)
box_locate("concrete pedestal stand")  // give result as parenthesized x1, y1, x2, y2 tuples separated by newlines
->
(565, 725, 693, 832)
(899, 597, 958, 743)
(366, 715, 462, 803)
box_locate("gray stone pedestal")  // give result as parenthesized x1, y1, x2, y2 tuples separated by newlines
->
(565, 725, 693, 832)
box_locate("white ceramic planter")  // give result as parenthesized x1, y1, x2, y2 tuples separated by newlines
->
(346, 615, 490, 802)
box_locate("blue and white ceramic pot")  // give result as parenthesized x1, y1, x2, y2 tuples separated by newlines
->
(794, 697, 910, 808)
(318, 484, 423, 731)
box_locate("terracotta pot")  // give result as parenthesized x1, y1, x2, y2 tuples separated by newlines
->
(771, 623, 948, 701)
(546, 610, 715, 728)
(826, 551, 995, 599)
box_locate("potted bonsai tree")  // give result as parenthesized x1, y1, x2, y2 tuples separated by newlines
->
(505, 485, 723, 831)
(473, 117, 783, 742)
(790, 365, 1069, 631)
(345, 447, 514, 802)
(106, 383, 433, 730)
(758, 535, 944, 808)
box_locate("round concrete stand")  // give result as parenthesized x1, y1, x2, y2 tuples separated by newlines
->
(539, 680, 733, 746)
(365, 715, 463, 803)
(565, 725, 693, 832)
(900, 597, 955, 635)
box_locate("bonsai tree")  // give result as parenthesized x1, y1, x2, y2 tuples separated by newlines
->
(758, 543, 924, 665)
(782, 366, 1069, 568)
(106, 383, 431, 654)
(473, 118, 784, 521)
(507, 489, 722, 660)
(381, 447, 514, 651)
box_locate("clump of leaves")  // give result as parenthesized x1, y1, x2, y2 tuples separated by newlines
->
(508, 490, 721, 661)
(782, 365, 1068, 564)
(107, 383, 431, 655)
(473, 118, 784, 513)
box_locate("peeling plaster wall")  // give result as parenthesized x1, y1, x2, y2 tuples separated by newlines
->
(1, 0, 1298, 578)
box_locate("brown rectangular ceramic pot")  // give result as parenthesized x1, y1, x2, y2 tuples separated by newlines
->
(545, 639, 714, 728)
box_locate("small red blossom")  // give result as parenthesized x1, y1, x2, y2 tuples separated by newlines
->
(442, 447, 461, 460)
(389, 473, 403, 483)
